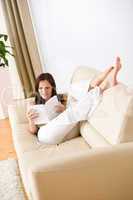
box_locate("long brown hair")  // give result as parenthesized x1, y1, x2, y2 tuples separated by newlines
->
(35, 73, 57, 104)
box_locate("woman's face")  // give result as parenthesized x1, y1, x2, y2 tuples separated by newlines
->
(38, 80, 53, 101)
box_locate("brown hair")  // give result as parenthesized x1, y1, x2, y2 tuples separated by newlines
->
(35, 73, 57, 104)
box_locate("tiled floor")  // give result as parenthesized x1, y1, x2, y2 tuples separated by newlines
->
(0, 118, 17, 160)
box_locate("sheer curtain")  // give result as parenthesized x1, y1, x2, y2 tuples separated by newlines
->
(1, 0, 43, 98)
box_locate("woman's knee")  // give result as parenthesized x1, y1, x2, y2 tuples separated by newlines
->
(37, 125, 65, 144)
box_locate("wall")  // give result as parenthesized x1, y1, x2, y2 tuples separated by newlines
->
(0, 68, 13, 118)
(0, 1, 24, 119)
(28, 0, 133, 92)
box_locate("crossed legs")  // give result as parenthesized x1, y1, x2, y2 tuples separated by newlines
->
(90, 57, 122, 92)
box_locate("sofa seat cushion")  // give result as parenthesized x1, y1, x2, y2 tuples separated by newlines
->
(20, 136, 91, 176)
(12, 122, 86, 156)
(12, 123, 53, 156)
(89, 84, 133, 145)
(19, 136, 91, 172)
(80, 121, 111, 147)
(17, 136, 91, 195)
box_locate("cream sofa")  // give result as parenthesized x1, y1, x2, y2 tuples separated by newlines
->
(8, 66, 133, 200)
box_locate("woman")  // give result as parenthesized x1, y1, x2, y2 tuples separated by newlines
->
(27, 57, 121, 145)
(27, 73, 65, 135)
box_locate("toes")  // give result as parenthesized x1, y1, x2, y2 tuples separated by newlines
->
(116, 57, 121, 70)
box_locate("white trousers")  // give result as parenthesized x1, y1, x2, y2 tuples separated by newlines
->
(38, 87, 102, 144)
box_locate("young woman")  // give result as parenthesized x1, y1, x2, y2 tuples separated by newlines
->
(27, 57, 121, 145)
(27, 73, 65, 135)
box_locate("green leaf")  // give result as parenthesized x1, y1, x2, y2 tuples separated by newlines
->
(0, 34, 8, 41)
(4, 58, 8, 66)
(0, 33, 13, 67)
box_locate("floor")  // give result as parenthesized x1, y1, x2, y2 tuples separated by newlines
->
(0, 118, 17, 160)
(0, 118, 28, 199)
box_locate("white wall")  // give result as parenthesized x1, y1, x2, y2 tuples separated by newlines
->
(28, 0, 133, 92)
(0, 1, 24, 119)
(0, 68, 13, 118)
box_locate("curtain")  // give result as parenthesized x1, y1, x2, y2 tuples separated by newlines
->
(1, 0, 43, 98)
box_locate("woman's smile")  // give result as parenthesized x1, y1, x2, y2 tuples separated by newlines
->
(38, 80, 53, 101)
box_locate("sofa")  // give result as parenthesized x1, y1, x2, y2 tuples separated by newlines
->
(8, 66, 133, 200)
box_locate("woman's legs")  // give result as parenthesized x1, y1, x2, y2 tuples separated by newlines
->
(99, 57, 122, 92)
(90, 57, 121, 89)
(37, 110, 78, 145)
(90, 66, 114, 88)
(38, 87, 102, 144)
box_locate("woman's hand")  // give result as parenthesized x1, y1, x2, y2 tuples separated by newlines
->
(26, 108, 39, 124)
(54, 102, 65, 113)
(26, 108, 39, 135)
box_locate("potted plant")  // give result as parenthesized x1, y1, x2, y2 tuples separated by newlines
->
(0, 34, 13, 67)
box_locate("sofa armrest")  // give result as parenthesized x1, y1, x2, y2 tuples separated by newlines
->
(8, 98, 35, 126)
(29, 142, 133, 200)
(8, 104, 27, 127)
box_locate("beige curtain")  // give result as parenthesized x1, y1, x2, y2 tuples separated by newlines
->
(1, 0, 43, 98)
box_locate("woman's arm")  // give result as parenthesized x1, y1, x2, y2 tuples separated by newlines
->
(54, 102, 66, 113)
(28, 120, 38, 135)
(26, 109, 38, 135)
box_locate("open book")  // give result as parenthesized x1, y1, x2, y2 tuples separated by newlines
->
(30, 95, 59, 125)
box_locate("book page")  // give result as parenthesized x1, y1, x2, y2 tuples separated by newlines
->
(30, 95, 59, 125)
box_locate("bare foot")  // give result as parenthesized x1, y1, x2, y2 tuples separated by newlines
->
(99, 57, 122, 92)
(116, 56, 122, 71)
(111, 56, 122, 85)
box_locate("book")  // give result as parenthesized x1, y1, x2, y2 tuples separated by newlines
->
(30, 95, 59, 125)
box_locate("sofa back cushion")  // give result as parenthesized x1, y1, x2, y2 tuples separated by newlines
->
(67, 66, 100, 106)
(70, 66, 133, 146)
(80, 121, 111, 147)
(89, 84, 133, 144)
(70, 66, 100, 83)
